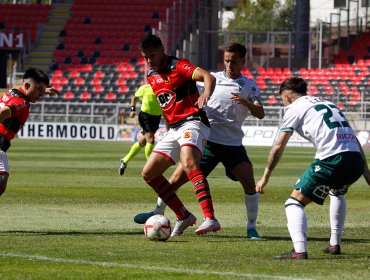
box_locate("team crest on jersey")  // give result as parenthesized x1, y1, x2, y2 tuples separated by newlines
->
(183, 131, 192, 139)
(236, 79, 245, 88)
(156, 88, 176, 111)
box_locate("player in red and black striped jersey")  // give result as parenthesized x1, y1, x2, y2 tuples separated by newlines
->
(0, 68, 58, 196)
(139, 34, 220, 236)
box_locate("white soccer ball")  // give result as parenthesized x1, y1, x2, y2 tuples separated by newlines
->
(144, 214, 171, 241)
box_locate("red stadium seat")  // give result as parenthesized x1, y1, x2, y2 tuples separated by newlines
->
(93, 85, 104, 93)
(63, 92, 75, 101)
(74, 77, 85, 85)
(94, 70, 105, 79)
(70, 69, 80, 78)
(267, 95, 277, 105)
(80, 92, 91, 101)
(105, 92, 116, 101)
(119, 85, 129, 93)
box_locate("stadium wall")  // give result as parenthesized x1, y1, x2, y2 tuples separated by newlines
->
(18, 122, 370, 148)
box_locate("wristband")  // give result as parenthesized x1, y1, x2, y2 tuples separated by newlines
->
(130, 106, 135, 112)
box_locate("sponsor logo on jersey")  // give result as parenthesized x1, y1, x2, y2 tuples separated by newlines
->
(155, 77, 165, 84)
(336, 133, 356, 140)
(183, 131, 192, 138)
(156, 88, 176, 111)
(152, 76, 170, 84)
(182, 64, 191, 71)
(314, 165, 321, 172)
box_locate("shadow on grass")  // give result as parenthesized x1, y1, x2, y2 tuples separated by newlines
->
(0, 230, 144, 236)
(201, 234, 370, 244)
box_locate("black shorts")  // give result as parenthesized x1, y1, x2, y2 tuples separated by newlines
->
(138, 111, 161, 134)
(200, 141, 251, 181)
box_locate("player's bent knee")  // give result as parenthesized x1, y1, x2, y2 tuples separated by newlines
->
(0, 173, 9, 196)
(285, 197, 305, 208)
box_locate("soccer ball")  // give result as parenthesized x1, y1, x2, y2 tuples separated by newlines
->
(144, 214, 171, 241)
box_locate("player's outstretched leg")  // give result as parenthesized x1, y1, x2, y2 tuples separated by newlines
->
(145, 175, 196, 236)
(194, 217, 221, 235)
(245, 192, 260, 240)
(133, 197, 168, 224)
(274, 197, 308, 259)
(119, 142, 142, 175)
(118, 159, 127, 175)
(171, 213, 197, 237)
(322, 192, 345, 255)
(187, 169, 221, 235)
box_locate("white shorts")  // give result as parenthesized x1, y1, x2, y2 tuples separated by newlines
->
(0, 150, 9, 174)
(153, 120, 210, 164)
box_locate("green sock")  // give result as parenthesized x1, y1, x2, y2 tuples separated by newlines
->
(123, 142, 142, 163)
(144, 143, 155, 159)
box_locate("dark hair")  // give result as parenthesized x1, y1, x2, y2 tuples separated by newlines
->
(139, 34, 163, 51)
(279, 76, 307, 95)
(23, 67, 49, 86)
(224, 42, 247, 58)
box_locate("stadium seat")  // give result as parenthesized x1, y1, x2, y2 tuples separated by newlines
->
(63, 92, 75, 101)
(74, 77, 85, 85)
(267, 95, 277, 105)
(104, 92, 116, 101)
(93, 85, 104, 93)
(80, 92, 92, 101)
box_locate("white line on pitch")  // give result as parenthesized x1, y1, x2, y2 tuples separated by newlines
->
(0, 252, 312, 280)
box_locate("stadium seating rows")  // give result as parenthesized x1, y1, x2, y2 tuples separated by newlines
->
(0, 4, 51, 43)
(333, 32, 370, 64)
(1, 3, 369, 113)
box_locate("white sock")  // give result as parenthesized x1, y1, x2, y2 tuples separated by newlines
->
(245, 193, 259, 230)
(329, 193, 346, 246)
(153, 197, 167, 215)
(285, 197, 307, 253)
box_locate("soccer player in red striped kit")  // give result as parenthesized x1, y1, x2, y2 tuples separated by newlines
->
(139, 34, 220, 236)
(0, 68, 58, 196)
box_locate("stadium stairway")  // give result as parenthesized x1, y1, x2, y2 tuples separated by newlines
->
(24, 2, 73, 72)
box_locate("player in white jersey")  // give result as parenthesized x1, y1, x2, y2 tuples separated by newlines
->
(134, 43, 265, 239)
(256, 76, 370, 259)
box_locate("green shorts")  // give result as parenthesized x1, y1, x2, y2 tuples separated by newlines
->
(200, 141, 251, 181)
(294, 151, 364, 205)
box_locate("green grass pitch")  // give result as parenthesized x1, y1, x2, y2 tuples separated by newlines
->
(0, 139, 368, 279)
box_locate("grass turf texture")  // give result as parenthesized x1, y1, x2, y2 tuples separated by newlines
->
(0, 139, 368, 279)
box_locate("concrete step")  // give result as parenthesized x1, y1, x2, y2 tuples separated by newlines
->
(24, 2, 72, 71)
(38, 37, 58, 44)
(44, 24, 65, 31)
(28, 50, 54, 57)
(24, 64, 50, 72)
(26, 57, 52, 64)
(53, 4, 72, 11)
(48, 17, 68, 24)
(42, 31, 60, 37)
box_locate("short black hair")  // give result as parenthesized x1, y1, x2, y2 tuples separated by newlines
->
(224, 42, 247, 58)
(279, 76, 307, 95)
(139, 34, 163, 51)
(23, 67, 49, 86)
